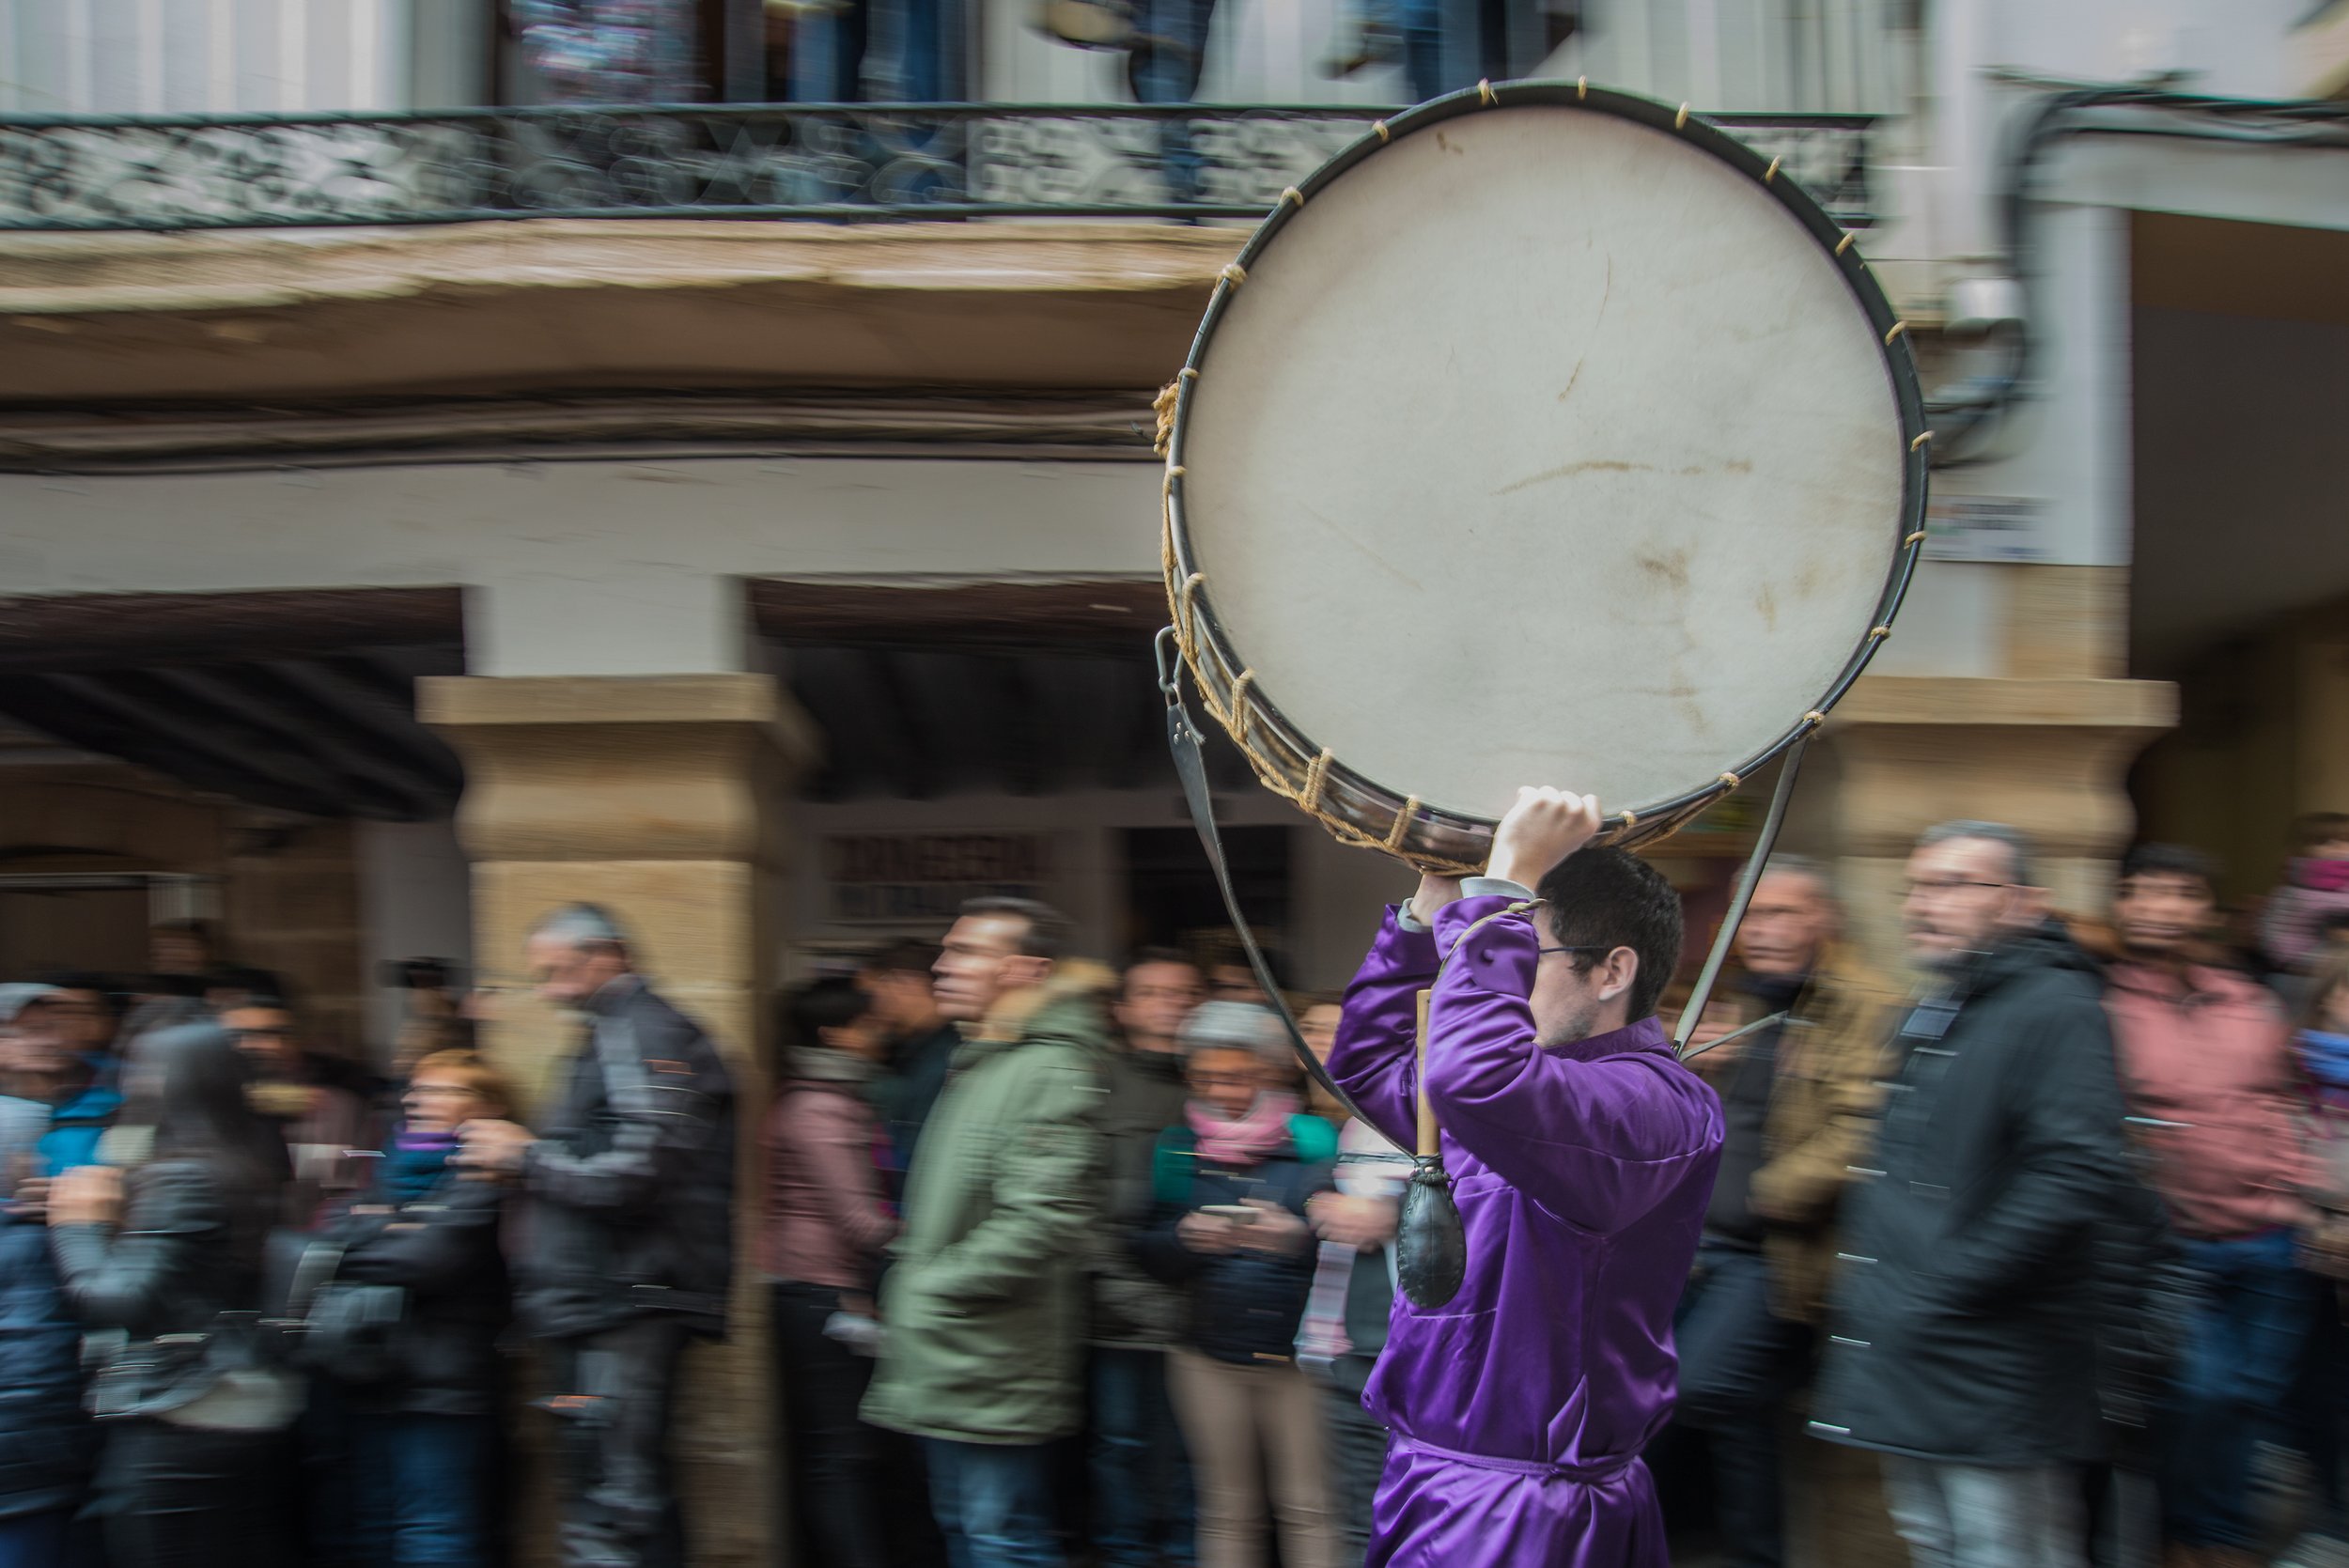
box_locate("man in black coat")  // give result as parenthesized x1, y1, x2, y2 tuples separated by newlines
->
(459, 904, 735, 1568)
(1811, 822, 2129, 1568)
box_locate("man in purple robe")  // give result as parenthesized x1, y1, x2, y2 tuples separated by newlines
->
(1326, 787, 1726, 1567)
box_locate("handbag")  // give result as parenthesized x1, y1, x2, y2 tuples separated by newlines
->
(285, 1236, 408, 1385)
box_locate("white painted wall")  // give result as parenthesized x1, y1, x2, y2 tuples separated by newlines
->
(0, 458, 1162, 675)
(0, 451, 2024, 678)
(0, 0, 433, 114)
(1915, 205, 2135, 572)
(355, 817, 474, 1055)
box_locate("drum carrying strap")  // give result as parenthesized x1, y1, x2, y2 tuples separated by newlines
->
(1159, 629, 1467, 1309)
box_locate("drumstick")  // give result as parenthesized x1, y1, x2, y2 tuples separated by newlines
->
(1414, 986, 1436, 1158)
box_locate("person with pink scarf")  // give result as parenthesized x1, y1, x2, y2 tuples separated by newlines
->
(1136, 1002, 1339, 1568)
(2263, 812, 2349, 976)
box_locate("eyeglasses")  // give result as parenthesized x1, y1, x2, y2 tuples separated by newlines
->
(1537, 944, 1611, 957)
(1903, 878, 2012, 899)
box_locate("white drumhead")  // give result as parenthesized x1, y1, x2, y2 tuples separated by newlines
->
(1181, 104, 1903, 821)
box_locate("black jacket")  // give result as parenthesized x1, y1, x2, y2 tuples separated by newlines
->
(877, 1021, 959, 1186)
(1135, 1119, 1333, 1367)
(1089, 1048, 1193, 1348)
(0, 1217, 97, 1517)
(514, 976, 736, 1341)
(325, 1169, 510, 1415)
(1812, 922, 2130, 1465)
(52, 1159, 277, 1420)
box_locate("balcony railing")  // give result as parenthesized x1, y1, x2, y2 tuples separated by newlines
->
(0, 102, 1879, 233)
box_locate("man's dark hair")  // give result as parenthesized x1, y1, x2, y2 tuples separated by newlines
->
(2296, 813, 2349, 851)
(1535, 847, 1685, 1023)
(1121, 947, 1198, 995)
(865, 939, 941, 978)
(784, 977, 873, 1053)
(1917, 820, 2038, 889)
(958, 896, 1070, 960)
(2118, 842, 2218, 897)
(34, 971, 124, 1016)
(207, 966, 290, 1006)
(149, 918, 221, 965)
(1202, 938, 1289, 993)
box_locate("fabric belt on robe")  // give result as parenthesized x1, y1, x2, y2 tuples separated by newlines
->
(1389, 1427, 1639, 1485)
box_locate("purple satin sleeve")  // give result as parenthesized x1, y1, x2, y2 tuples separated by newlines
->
(1427, 896, 1725, 1234)
(1326, 906, 1439, 1154)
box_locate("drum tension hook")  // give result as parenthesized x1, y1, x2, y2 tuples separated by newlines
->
(1154, 625, 1184, 706)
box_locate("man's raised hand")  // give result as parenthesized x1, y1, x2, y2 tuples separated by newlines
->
(1486, 787, 1604, 890)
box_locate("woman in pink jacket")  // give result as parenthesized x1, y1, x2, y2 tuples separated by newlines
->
(764, 978, 903, 1568)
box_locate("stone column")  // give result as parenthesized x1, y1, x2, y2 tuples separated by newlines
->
(419, 672, 818, 1568)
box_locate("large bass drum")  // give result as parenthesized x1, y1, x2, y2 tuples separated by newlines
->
(1161, 82, 1929, 870)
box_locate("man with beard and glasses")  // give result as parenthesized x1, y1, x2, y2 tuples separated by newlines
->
(1812, 822, 2131, 1568)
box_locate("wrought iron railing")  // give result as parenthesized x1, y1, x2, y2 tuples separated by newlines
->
(0, 102, 1879, 232)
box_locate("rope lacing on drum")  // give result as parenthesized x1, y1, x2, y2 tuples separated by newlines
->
(1153, 380, 1183, 457)
(1478, 80, 1497, 105)
(1910, 429, 1934, 452)
(1229, 669, 1257, 743)
(1302, 749, 1335, 811)
(1178, 572, 1206, 649)
(1220, 263, 1248, 288)
(1763, 155, 1781, 183)
(1383, 796, 1421, 852)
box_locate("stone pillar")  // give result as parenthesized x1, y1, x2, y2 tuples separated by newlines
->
(419, 672, 818, 1568)
(226, 816, 370, 1062)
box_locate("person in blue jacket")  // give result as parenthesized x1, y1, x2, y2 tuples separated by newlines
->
(0, 1092, 100, 1568)
(0, 986, 121, 1177)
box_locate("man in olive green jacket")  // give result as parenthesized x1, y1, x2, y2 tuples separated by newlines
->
(863, 896, 1111, 1568)
(1673, 859, 1899, 1568)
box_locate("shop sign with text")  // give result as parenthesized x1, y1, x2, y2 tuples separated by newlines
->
(823, 833, 1051, 924)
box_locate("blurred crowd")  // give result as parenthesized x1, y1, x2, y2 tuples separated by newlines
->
(513, 0, 1571, 112)
(2, 810, 2348, 1568)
